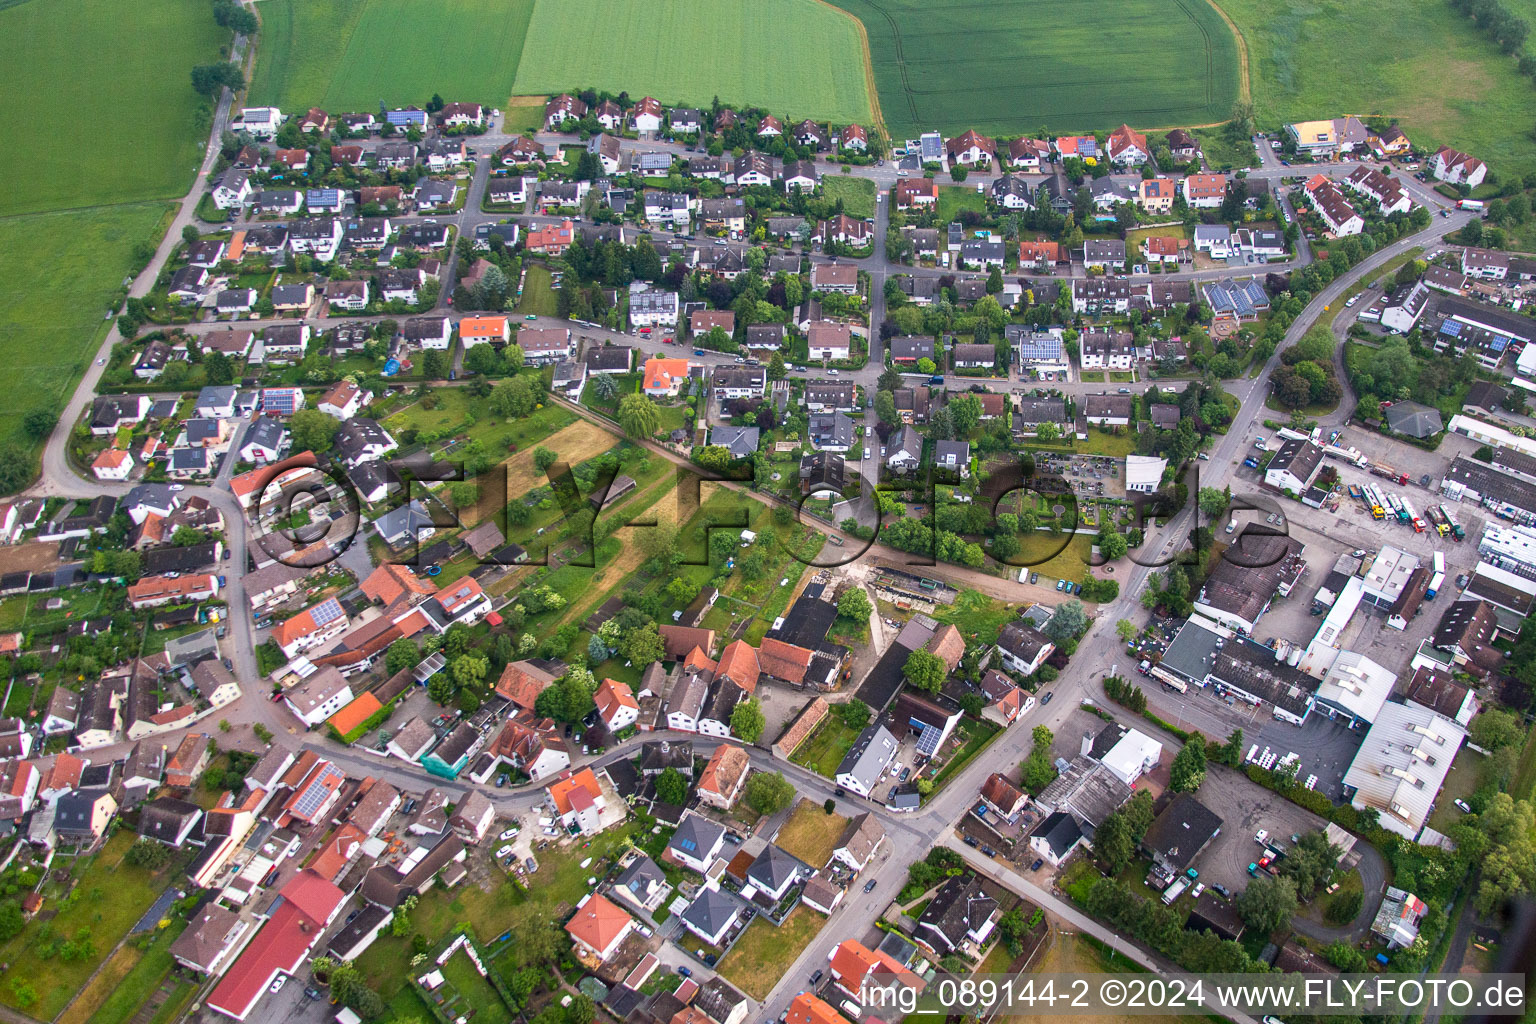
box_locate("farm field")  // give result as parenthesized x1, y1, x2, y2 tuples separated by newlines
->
(247, 0, 536, 111)
(824, 0, 1239, 139)
(0, 0, 224, 216)
(1213, 0, 1536, 170)
(0, 205, 175, 473)
(511, 0, 874, 124)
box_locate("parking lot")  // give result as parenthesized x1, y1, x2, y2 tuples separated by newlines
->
(1186, 764, 1330, 896)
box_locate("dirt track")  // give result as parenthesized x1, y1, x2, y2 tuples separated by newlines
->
(464, 419, 619, 526)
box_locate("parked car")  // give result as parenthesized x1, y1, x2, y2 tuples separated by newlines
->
(499, 827, 518, 840)
(1029, 858, 1044, 871)
(809, 970, 824, 987)
(962, 835, 980, 848)
(269, 976, 286, 994)
(1455, 799, 1472, 812)
(980, 845, 997, 857)
(496, 845, 514, 859)
(677, 967, 692, 978)
(1041, 691, 1054, 704)
(864, 878, 878, 893)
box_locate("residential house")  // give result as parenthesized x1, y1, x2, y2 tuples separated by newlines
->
(1138, 177, 1177, 213)
(1302, 175, 1364, 236)
(917, 874, 998, 954)
(1106, 124, 1149, 165)
(696, 743, 751, 809)
(807, 321, 853, 360)
(995, 621, 1055, 675)
(946, 130, 996, 166)
(1430, 146, 1487, 188)
(1182, 174, 1228, 209)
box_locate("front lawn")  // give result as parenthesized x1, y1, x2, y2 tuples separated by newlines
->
(929, 589, 1018, 645)
(716, 906, 827, 999)
(1076, 427, 1137, 457)
(514, 263, 559, 317)
(774, 799, 848, 868)
(790, 717, 860, 778)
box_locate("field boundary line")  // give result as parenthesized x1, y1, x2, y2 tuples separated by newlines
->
(1203, 0, 1252, 105)
(809, 0, 884, 136)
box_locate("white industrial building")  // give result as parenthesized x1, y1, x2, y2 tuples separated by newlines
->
(1098, 728, 1163, 785)
(1124, 455, 1167, 494)
(1342, 701, 1466, 840)
(1478, 522, 1536, 575)
(1361, 546, 1421, 610)
(1311, 651, 1396, 727)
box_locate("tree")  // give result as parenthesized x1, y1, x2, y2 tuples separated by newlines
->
(949, 393, 983, 438)
(204, 350, 234, 385)
(1470, 708, 1524, 750)
(731, 696, 766, 743)
(289, 409, 339, 453)
(1092, 808, 1136, 871)
(1098, 531, 1128, 561)
(0, 902, 22, 943)
(1279, 829, 1341, 899)
(655, 767, 688, 806)
(1020, 724, 1057, 794)
(190, 62, 243, 96)
(490, 377, 536, 418)
(1043, 599, 1087, 643)
(837, 586, 872, 622)
(1115, 619, 1138, 642)
(1235, 875, 1298, 934)
(22, 408, 57, 440)
(1197, 487, 1230, 518)
(592, 373, 619, 401)
(745, 771, 795, 814)
(385, 638, 421, 674)
(903, 647, 947, 693)
(874, 390, 898, 426)
(835, 698, 871, 730)
(125, 838, 172, 869)
(618, 394, 661, 438)
(621, 624, 665, 665)
(1169, 736, 1207, 792)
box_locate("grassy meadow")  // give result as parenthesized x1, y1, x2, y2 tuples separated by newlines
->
(248, 0, 537, 111)
(0, 0, 224, 216)
(511, 0, 874, 123)
(1215, 0, 1536, 170)
(825, 0, 1240, 138)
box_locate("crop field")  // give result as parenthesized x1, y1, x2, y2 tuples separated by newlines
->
(248, 0, 536, 111)
(0, 205, 174, 467)
(825, 0, 1240, 139)
(511, 0, 873, 123)
(1214, 0, 1536, 170)
(0, 0, 224, 216)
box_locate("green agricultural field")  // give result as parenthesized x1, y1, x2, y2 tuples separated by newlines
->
(0, 205, 174, 467)
(248, 0, 536, 111)
(511, 0, 873, 123)
(0, 0, 224, 216)
(825, 0, 1239, 139)
(1214, 0, 1536, 170)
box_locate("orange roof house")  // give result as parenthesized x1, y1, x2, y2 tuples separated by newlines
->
(496, 659, 562, 711)
(327, 692, 384, 737)
(715, 640, 760, 692)
(1018, 240, 1062, 264)
(643, 357, 692, 396)
(683, 646, 717, 673)
(1106, 124, 1149, 163)
(697, 743, 751, 808)
(458, 316, 509, 344)
(308, 823, 366, 882)
(828, 939, 926, 995)
(527, 219, 575, 254)
(594, 678, 639, 730)
(758, 637, 812, 684)
(565, 892, 634, 960)
(548, 767, 604, 815)
(786, 993, 851, 1024)
(360, 563, 436, 609)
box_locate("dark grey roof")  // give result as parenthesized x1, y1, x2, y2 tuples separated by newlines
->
(1029, 809, 1083, 857)
(669, 812, 724, 861)
(1384, 400, 1443, 438)
(680, 886, 741, 936)
(918, 874, 997, 952)
(1141, 793, 1223, 871)
(746, 844, 805, 891)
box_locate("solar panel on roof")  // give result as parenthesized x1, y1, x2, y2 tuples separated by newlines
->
(1491, 336, 1510, 352)
(1441, 321, 1463, 337)
(916, 724, 943, 756)
(291, 766, 340, 818)
(311, 598, 343, 625)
